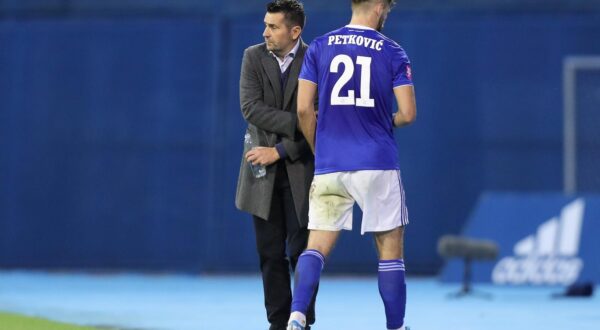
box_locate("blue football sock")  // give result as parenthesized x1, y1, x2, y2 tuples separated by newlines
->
(291, 249, 325, 314)
(378, 259, 406, 329)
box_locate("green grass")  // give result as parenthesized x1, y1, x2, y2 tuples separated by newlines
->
(0, 311, 99, 330)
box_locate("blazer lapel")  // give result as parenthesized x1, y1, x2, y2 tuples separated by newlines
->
(283, 41, 307, 110)
(261, 54, 283, 108)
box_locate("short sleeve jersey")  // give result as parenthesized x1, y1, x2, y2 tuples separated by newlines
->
(299, 25, 412, 175)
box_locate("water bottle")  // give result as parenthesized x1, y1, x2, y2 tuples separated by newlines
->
(244, 133, 266, 178)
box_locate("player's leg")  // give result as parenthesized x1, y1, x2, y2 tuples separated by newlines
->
(375, 226, 407, 330)
(375, 224, 405, 259)
(306, 228, 341, 256)
(285, 192, 316, 328)
(288, 229, 340, 330)
(288, 173, 353, 330)
(351, 170, 409, 330)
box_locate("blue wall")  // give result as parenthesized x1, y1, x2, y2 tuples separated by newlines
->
(2, 10, 600, 273)
(3, 0, 600, 15)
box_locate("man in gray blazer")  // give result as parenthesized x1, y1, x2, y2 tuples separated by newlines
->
(235, 1, 315, 329)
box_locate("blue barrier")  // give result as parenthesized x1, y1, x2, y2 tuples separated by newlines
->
(441, 193, 600, 285)
(1, 12, 600, 273)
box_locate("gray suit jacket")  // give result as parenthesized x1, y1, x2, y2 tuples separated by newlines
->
(235, 41, 314, 225)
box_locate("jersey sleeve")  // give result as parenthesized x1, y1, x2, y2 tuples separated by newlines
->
(390, 43, 413, 88)
(299, 40, 319, 84)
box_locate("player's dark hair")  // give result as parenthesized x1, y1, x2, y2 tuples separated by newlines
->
(352, 0, 396, 9)
(266, 0, 306, 29)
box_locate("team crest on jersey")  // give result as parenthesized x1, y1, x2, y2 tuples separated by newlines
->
(406, 65, 412, 80)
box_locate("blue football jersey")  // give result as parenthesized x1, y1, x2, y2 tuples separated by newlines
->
(299, 25, 412, 175)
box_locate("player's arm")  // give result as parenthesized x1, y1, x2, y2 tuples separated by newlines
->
(240, 48, 298, 139)
(392, 85, 416, 128)
(297, 79, 318, 153)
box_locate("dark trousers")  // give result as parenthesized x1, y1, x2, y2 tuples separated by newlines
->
(253, 165, 316, 330)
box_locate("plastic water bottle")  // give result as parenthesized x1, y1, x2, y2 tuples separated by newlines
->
(244, 133, 266, 178)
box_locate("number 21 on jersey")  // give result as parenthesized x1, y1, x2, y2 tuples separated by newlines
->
(330, 54, 374, 108)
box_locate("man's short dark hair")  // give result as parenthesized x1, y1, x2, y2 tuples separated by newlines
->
(266, 0, 306, 29)
(351, 0, 396, 8)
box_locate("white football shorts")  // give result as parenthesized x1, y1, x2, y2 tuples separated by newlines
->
(308, 170, 409, 235)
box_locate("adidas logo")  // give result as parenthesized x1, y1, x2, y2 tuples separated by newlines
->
(492, 198, 585, 285)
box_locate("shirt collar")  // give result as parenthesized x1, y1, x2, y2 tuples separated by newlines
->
(346, 24, 375, 31)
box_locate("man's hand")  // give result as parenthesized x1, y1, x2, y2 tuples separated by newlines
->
(246, 147, 280, 166)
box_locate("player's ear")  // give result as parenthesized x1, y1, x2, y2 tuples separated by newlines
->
(375, 2, 384, 16)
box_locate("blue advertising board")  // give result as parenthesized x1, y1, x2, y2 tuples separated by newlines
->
(441, 193, 600, 285)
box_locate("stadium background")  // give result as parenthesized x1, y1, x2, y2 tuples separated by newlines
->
(1, 0, 600, 276)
